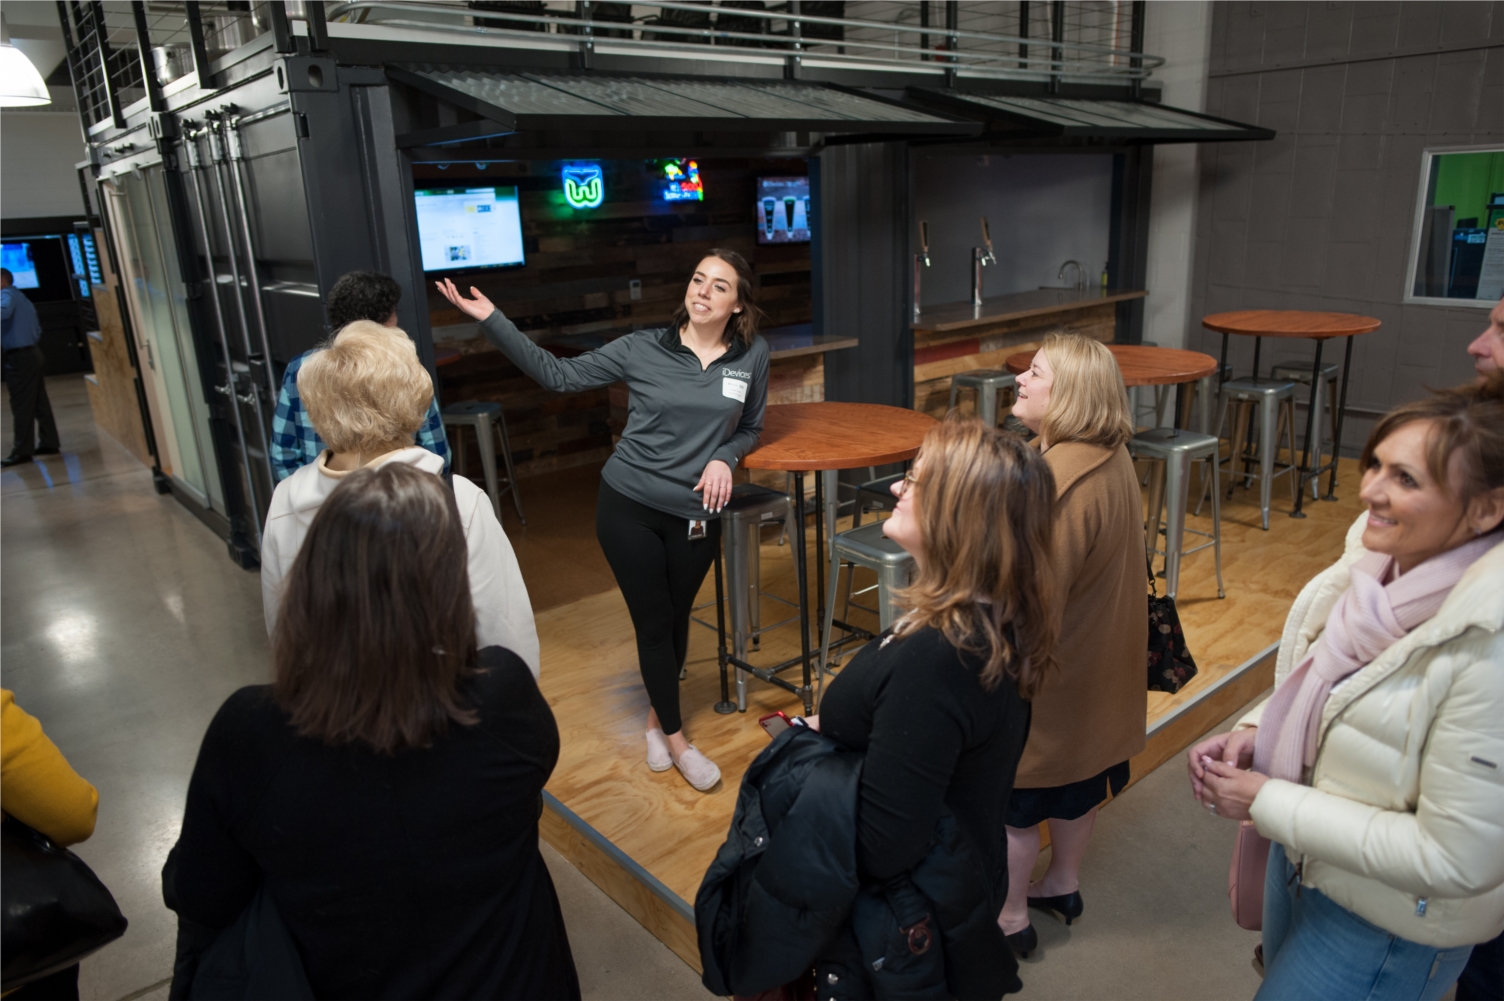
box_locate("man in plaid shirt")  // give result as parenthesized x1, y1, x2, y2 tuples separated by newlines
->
(270, 271, 450, 481)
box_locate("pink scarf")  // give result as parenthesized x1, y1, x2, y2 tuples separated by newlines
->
(1253, 534, 1497, 784)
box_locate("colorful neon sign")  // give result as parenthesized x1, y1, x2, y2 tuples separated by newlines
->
(561, 164, 604, 209)
(660, 159, 704, 202)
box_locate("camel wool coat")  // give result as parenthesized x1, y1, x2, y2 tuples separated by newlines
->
(1015, 440, 1148, 789)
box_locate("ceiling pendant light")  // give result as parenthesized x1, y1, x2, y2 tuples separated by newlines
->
(0, 15, 52, 108)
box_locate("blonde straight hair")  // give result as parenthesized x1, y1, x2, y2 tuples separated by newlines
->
(892, 418, 1058, 698)
(1039, 332, 1134, 449)
(298, 320, 433, 455)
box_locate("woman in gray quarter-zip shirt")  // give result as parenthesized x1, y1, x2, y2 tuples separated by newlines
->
(438, 250, 770, 794)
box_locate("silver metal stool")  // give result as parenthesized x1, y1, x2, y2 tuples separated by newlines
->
(441, 400, 525, 524)
(1204, 378, 1298, 530)
(1271, 362, 1340, 499)
(713, 483, 796, 711)
(1132, 428, 1224, 601)
(817, 521, 916, 704)
(947, 370, 1017, 428)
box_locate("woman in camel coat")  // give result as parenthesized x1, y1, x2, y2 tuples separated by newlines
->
(996, 333, 1147, 956)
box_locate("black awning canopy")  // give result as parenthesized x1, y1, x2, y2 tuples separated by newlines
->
(906, 90, 1274, 143)
(390, 65, 980, 142)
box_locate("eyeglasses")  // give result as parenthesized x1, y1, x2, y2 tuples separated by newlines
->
(897, 469, 921, 497)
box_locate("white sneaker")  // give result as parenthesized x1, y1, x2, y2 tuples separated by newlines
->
(673, 745, 721, 792)
(646, 728, 673, 772)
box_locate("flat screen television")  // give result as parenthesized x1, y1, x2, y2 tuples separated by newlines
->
(415, 186, 526, 273)
(1, 241, 41, 289)
(756, 177, 811, 244)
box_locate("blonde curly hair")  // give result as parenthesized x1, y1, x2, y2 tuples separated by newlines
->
(298, 321, 432, 456)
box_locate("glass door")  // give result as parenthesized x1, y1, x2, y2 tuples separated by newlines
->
(103, 167, 225, 514)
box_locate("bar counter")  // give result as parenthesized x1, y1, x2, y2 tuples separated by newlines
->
(910, 287, 1148, 418)
(432, 320, 856, 479)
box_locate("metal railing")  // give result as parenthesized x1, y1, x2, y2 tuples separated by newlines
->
(325, 1, 1162, 84)
(58, 0, 1160, 133)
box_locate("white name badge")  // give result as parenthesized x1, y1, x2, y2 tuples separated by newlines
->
(722, 377, 748, 402)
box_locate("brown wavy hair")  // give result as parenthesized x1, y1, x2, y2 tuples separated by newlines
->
(273, 462, 479, 754)
(891, 418, 1058, 698)
(1361, 371, 1504, 516)
(668, 248, 766, 348)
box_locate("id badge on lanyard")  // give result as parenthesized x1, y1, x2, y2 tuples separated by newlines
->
(687, 518, 708, 540)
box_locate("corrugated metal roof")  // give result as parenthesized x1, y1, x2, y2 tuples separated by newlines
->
(906, 89, 1274, 143)
(391, 65, 975, 135)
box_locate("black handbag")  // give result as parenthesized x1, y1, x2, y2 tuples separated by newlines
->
(1, 815, 128, 992)
(1146, 559, 1198, 694)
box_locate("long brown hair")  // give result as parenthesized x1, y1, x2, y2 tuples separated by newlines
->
(669, 248, 766, 348)
(892, 418, 1058, 698)
(273, 462, 479, 754)
(1361, 372, 1504, 516)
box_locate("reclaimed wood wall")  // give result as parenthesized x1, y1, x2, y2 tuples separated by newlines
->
(424, 157, 812, 478)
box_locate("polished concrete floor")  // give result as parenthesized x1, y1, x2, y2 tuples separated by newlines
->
(5, 376, 1300, 1000)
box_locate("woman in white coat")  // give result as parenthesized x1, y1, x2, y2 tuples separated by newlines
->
(1188, 377, 1504, 1001)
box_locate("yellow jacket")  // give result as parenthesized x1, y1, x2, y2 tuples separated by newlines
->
(1, 690, 98, 846)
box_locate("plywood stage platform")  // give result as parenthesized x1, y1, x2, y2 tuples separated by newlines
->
(530, 458, 1368, 973)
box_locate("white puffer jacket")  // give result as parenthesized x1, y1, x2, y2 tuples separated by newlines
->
(1238, 516, 1504, 948)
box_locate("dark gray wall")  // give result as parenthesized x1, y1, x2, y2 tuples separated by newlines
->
(816, 142, 913, 408)
(1189, 1, 1504, 452)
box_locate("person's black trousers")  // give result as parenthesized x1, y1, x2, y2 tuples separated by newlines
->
(595, 480, 721, 736)
(3, 345, 60, 458)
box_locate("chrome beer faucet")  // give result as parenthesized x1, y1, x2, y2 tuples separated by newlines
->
(972, 216, 997, 309)
(913, 220, 931, 322)
(1057, 259, 1085, 291)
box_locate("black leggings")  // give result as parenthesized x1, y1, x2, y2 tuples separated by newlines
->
(595, 481, 721, 735)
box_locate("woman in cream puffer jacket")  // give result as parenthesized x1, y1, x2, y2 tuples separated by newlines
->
(1239, 515, 1504, 949)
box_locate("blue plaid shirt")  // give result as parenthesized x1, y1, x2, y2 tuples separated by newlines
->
(270, 350, 451, 481)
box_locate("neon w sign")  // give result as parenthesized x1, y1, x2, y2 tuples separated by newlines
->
(562, 164, 604, 209)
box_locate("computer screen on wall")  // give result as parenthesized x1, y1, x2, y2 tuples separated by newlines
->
(756, 177, 810, 244)
(1, 242, 41, 289)
(414, 186, 526, 273)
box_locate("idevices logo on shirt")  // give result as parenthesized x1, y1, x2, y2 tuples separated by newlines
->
(721, 367, 750, 402)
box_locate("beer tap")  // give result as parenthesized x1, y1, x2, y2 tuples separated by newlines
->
(972, 215, 997, 309)
(913, 220, 931, 322)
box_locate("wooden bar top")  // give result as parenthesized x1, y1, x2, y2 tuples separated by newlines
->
(744, 403, 937, 471)
(912, 288, 1148, 335)
(1006, 343, 1218, 388)
(430, 320, 856, 362)
(759, 323, 860, 360)
(1201, 310, 1382, 340)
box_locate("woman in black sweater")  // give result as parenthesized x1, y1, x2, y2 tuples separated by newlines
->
(817, 419, 1058, 995)
(167, 463, 579, 1000)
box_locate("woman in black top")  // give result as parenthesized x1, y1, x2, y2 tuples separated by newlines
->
(816, 419, 1058, 994)
(167, 463, 579, 1000)
(438, 250, 770, 793)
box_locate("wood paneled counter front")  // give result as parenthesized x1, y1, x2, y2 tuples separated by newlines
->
(910, 288, 1148, 418)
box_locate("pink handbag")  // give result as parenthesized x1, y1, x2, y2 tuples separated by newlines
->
(1229, 821, 1271, 930)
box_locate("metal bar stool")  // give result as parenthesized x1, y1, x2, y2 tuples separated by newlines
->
(947, 370, 1017, 428)
(1202, 378, 1298, 530)
(817, 521, 916, 705)
(1132, 428, 1224, 601)
(1271, 361, 1340, 499)
(441, 400, 525, 524)
(694, 484, 797, 712)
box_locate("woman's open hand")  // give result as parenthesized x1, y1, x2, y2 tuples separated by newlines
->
(434, 278, 497, 323)
(694, 460, 733, 513)
(1188, 726, 1257, 801)
(1199, 760, 1269, 822)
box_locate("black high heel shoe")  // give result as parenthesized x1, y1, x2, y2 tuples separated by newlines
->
(1026, 890, 1084, 926)
(1004, 924, 1038, 959)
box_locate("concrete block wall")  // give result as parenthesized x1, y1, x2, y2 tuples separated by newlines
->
(1187, 1, 1504, 453)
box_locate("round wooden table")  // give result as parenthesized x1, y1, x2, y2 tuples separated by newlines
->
(732, 403, 938, 714)
(1005, 343, 1219, 429)
(1201, 310, 1381, 516)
